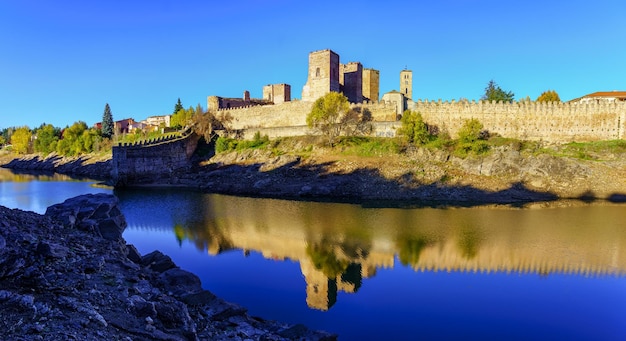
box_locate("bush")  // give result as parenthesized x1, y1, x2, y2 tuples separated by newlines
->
(398, 110, 431, 145)
(454, 119, 490, 156)
(215, 136, 236, 153)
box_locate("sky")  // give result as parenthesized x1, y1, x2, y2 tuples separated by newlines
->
(1, 0, 625, 129)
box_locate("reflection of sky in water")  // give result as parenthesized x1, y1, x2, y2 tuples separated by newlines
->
(3, 170, 626, 340)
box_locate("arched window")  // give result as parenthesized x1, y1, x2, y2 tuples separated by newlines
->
(315, 67, 320, 77)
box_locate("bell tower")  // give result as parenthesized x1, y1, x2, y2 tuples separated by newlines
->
(400, 69, 412, 99)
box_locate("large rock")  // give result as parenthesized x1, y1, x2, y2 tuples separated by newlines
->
(45, 193, 127, 241)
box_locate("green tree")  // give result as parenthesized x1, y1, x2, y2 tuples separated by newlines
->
(456, 118, 490, 155)
(34, 124, 60, 154)
(481, 80, 515, 102)
(0, 135, 5, 147)
(398, 110, 430, 145)
(536, 90, 561, 102)
(171, 106, 195, 129)
(306, 92, 351, 146)
(56, 121, 100, 156)
(173, 98, 183, 115)
(10, 126, 31, 154)
(101, 103, 114, 139)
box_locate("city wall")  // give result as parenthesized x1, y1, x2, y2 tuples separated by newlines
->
(411, 100, 626, 141)
(219, 99, 626, 142)
(112, 131, 200, 186)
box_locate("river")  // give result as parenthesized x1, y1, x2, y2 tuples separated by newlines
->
(1, 168, 625, 340)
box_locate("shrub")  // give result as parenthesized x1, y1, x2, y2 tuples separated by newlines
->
(398, 110, 431, 145)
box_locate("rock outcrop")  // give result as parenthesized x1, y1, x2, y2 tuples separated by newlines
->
(0, 194, 335, 340)
(2, 154, 112, 180)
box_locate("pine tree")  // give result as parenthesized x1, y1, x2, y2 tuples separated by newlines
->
(481, 80, 515, 103)
(102, 103, 114, 139)
(173, 98, 183, 115)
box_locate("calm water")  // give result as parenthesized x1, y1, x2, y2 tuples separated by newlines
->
(1, 168, 625, 340)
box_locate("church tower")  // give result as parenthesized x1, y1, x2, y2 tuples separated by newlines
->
(400, 69, 412, 99)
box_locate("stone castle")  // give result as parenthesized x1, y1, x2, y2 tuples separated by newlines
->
(206, 49, 626, 143)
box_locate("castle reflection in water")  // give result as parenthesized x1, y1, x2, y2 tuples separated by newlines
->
(120, 191, 626, 311)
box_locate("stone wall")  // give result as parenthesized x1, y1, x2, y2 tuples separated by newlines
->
(219, 98, 626, 142)
(112, 132, 200, 186)
(410, 100, 626, 141)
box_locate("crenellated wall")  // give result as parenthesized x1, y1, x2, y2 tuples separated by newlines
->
(112, 131, 200, 186)
(409, 99, 626, 141)
(216, 98, 626, 142)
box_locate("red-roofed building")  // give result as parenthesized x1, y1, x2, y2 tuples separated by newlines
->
(569, 91, 626, 103)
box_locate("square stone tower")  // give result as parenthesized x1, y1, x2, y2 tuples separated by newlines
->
(400, 69, 412, 99)
(263, 84, 291, 104)
(340, 62, 363, 103)
(301, 49, 340, 102)
(362, 68, 380, 102)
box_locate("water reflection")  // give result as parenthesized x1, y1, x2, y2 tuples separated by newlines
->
(116, 189, 626, 311)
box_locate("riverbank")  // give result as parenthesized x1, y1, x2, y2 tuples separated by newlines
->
(0, 193, 335, 340)
(2, 139, 626, 205)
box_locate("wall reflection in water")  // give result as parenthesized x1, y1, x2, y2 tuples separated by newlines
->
(117, 189, 626, 311)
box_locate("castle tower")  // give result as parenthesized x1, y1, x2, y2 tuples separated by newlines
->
(301, 49, 340, 102)
(339, 62, 363, 103)
(400, 69, 412, 99)
(362, 68, 380, 102)
(263, 84, 291, 104)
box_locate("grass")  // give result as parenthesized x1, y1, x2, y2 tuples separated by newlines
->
(336, 136, 403, 157)
(210, 131, 626, 164)
(548, 140, 626, 160)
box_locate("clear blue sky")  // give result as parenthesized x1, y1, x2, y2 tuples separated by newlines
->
(1, 0, 625, 129)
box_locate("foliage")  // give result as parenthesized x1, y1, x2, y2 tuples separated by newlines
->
(481, 80, 514, 103)
(454, 119, 490, 156)
(173, 98, 183, 115)
(397, 110, 431, 145)
(192, 105, 230, 142)
(336, 136, 402, 157)
(215, 136, 235, 153)
(101, 103, 114, 139)
(10, 126, 31, 154)
(215, 132, 270, 153)
(556, 140, 626, 160)
(306, 92, 351, 146)
(56, 121, 102, 156)
(536, 90, 561, 102)
(34, 124, 60, 154)
(171, 106, 197, 130)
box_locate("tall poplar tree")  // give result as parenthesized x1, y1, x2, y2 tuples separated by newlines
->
(102, 103, 114, 139)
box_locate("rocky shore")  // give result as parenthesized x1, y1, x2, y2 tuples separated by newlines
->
(1, 153, 112, 181)
(0, 194, 336, 340)
(3, 144, 626, 205)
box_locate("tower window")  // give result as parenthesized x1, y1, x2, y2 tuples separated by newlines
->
(315, 67, 320, 77)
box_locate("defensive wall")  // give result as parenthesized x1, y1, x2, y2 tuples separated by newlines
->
(112, 130, 200, 187)
(217, 98, 626, 142)
(411, 99, 626, 141)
